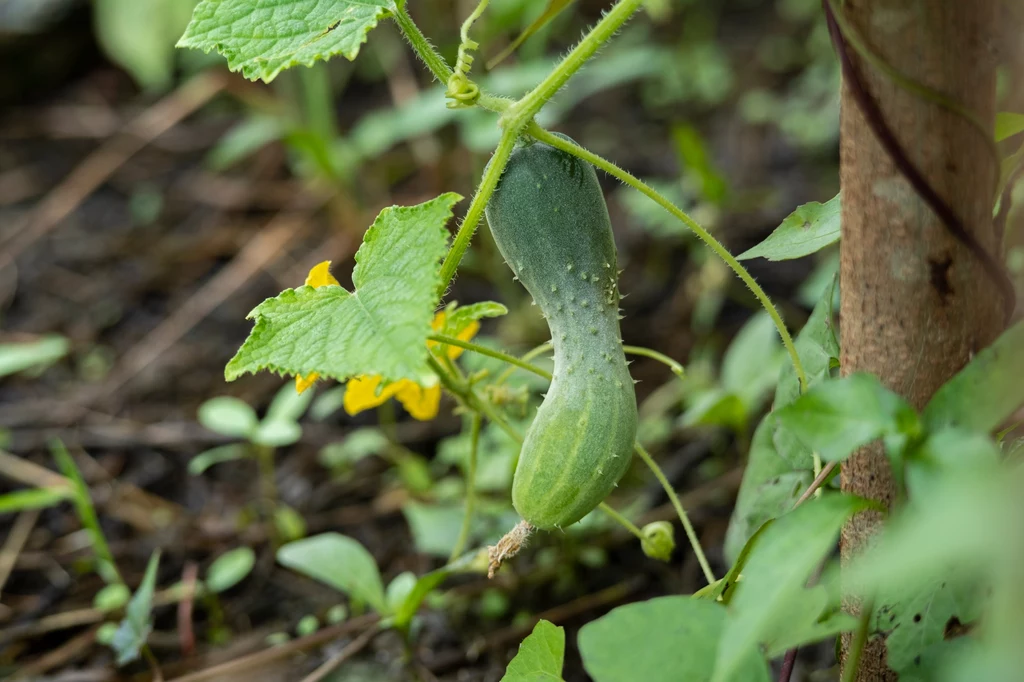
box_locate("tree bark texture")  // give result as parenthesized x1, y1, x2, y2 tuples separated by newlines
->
(838, 0, 1005, 680)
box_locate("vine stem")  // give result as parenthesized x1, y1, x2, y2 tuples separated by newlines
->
(392, 4, 509, 113)
(502, 0, 646, 131)
(428, 334, 552, 380)
(633, 442, 715, 585)
(438, 128, 519, 292)
(495, 342, 553, 384)
(622, 345, 685, 379)
(528, 123, 808, 393)
(840, 596, 874, 682)
(598, 502, 644, 539)
(450, 413, 482, 561)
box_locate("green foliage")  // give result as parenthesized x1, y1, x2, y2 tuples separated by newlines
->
(682, 312, 785, 431)
(738, 194, 840, 261)
(776, 373, 920, 463)
(579, 597, 769, 682)
(921, 320, 1024, 434)
(501, 619, 566, 682)
(51, 440, 121, 584)
(178, 0, 396, 82)
(198, 397, 259, 439)
(110, 551, 161, 665)
(226, 194, 461, 386)
(94, 0, 198, 90)
(205, 547, 256, 593)
(277, 533, 387, 614)
(0, 335, 68, 378)
(713, 495, 871, 681)
(93, 583, 131, 612)
(0, 486, 71, 514)
(994, 112, 1024, 142)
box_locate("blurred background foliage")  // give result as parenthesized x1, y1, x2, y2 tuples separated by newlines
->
(1, 0, 1021, 679)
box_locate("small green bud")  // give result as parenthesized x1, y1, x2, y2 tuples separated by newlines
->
(641, 521, 675, 562)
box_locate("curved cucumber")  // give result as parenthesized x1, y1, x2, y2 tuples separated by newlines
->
(485, 135, 637, 529)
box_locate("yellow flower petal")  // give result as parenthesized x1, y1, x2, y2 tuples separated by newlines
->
(343, 375, 401, 416)
(295, 373, 319, 394)
(305, 261, 340, 288)
(395, 381, 441, 421)
(448, 320, 480, 360)
(426, 310, 481, 360)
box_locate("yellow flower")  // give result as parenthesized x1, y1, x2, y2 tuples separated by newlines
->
(294, 261, 480, 421)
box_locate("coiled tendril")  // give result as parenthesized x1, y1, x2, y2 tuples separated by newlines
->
(445, 0, 489, 109)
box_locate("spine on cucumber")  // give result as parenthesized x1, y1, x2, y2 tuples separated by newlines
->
(485, 135, 637, 529)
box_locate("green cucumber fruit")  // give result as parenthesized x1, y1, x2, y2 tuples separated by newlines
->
(485, 135, 637, 529)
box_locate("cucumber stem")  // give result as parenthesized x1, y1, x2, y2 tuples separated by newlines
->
(598, 501, 644, 540)
(633, 442, 716, 585)
(428, 334, 552, 380)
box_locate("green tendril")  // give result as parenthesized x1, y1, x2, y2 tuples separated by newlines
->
(445, 0, 489, 109)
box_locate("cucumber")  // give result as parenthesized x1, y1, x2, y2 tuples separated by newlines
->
(485, 135, 637, 529)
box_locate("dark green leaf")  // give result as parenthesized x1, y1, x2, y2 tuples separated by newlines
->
(922, 320, 1024, 434)
(738, 194, 840, 261)
(580, 597, 769, 682)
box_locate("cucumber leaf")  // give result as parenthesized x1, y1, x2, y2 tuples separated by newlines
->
(226, 194, 461, 387)
(738, 194, 840, 261)
(178, 0, 396, 82)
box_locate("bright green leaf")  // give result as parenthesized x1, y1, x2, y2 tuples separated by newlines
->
(265, 382, 315, 423)
(385, 571, 417, 615)
(775, 373, 919, 463)
(94, 583, 131, 611)
(319, 428, 389, 471)
(439, 301, 509, 340)
(198, 397, 258, 439)
(995, 112, 1024, 142)
(762, 586, 856, 657)
(277, 533, 386, 613)
(714, 494, 872, 682)
(110, 550, 160, 666)
(0, 335, 69, 378)
(273, 504, 307, 543)
(296, 614, 320, 636)
(738, 194, 840, 261)
(681, 389, 746, 431)
(581, 597, 769, 682)
(310, 385, 348, 421)
(922, 319, 1024, 435)
(252, 419, 302, 447)
(51, 440, 121, 584)
(178, 0, 396, 82)
(0, 486, 71, 514)
(188, 444, 249, 475)
(96, 0, 197, 91)
(225, 194, 461, 386)
(206, 547, 256, 593)
(501, 619, 566, 682)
